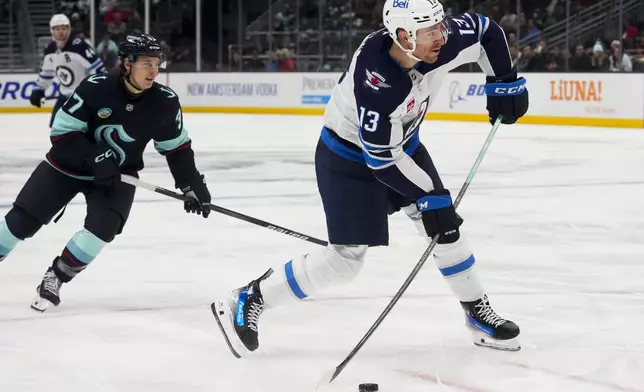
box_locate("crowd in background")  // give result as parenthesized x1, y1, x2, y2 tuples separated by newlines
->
(55, 0, 195, 71)
(47, 0, 644, 72)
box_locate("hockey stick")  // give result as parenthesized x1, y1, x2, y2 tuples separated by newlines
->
(317, 116, 504, 388)
(120, 175, 329, 246)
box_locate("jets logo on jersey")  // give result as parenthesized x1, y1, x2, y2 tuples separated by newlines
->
(56, 66, 74, 87)
(365, 70, 390, 91)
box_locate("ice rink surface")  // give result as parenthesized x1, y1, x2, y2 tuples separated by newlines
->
(1, 113, 643, 392)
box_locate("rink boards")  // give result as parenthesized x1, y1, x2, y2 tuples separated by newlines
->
(1, 72, 642, 128)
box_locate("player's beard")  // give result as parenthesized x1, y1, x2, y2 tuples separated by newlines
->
(54, 33, 69, 48)
(416, 45, 442, 63)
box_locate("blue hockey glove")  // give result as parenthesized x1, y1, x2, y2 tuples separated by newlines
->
(485, 68, 529, 125)
(416, 189, 463, 244)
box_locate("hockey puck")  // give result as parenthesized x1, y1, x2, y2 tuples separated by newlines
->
(359, 383, 378, 392)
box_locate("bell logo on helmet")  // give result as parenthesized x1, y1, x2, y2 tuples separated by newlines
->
(393, 0, 409, 8)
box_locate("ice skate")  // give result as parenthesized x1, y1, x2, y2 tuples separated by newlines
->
(461, 295, 520, 351)
(211, 270, 271, 358)
(31, 267, 63, 312)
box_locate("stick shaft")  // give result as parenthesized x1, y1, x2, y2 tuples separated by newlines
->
(121, 176, 329, 246)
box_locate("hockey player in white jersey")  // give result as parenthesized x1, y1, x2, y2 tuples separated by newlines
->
(212, 0, 529, 357)
(29, 14, 107, 127)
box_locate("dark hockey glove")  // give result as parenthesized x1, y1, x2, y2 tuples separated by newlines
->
(181, 173, 211, 218)
(87, 143, 121, 189)
(416, 189, 463, 244)
(485, 68, 529, 125)
(29, 89, 45, 108)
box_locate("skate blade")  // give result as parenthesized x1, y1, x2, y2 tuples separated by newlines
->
(210, 301, 250, 359)
(471, 331, 521, 351)
(31, 295, 53, 313)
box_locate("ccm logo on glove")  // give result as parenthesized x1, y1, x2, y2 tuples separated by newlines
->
(94, 149, 115, 163)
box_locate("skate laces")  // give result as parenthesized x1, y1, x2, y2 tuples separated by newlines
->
(43, 271, 62, 293)
(246, 300, 264, 332)
(474, 296, 506, 327)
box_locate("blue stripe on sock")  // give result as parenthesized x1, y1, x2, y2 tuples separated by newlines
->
(65, 229, 107, 264)
(439, 254, 475, 277)
(285, 260, 308, 299)
(0, 220, 20, 256)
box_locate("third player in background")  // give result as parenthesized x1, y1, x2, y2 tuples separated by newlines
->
(30, 14, 107, 127)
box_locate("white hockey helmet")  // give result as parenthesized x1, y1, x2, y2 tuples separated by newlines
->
(50, 14, 71, 43)
(383, 0, 449, 60)
(50, 14, 70, 29)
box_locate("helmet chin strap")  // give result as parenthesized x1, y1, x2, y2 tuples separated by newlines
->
(124, 72, 144, 94)
(394, 38, 423, 62)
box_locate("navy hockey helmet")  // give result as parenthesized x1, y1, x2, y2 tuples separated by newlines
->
(118, 33, 166, 71)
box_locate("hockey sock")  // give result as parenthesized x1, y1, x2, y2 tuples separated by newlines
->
(433, 236, 484, 302)
(0, 220, 21, 260)
(261, 245, 367, 308)
(54, 228, 107, 281)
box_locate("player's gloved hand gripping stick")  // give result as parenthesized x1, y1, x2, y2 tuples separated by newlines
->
(120, 175, 329, 246)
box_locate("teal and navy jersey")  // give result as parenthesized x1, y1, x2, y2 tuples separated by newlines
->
(46, 73, 197, 188)
(323, 13, 514, 200)
(36, 33, 106, 96)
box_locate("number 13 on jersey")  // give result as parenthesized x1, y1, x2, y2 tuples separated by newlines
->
(359, 106, 380, 132)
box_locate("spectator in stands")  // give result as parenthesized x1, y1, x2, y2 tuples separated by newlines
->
(107, 12, 128, 42)
(517, 45, 536, 71)
(623, 20, 639, 50)
(104, 2, 134, 25)
(507, 32, 517, 47)
(509, 45, 521, 65)
(522, 19, 542, 46)
(99, 0, 119, 15)
(591, 41, 610, 72)
(265, 51, 279, 71)
(278, 48, 295, 71)
(609, 40, 633, 72)
(524, 40, 549, 71)
(159, 39, 173, 66)
(247, 48, 264, 71)
(547, 45, 565, 72)
(570, 44, 593, 71)
(499, 10, 519, 34)
(96, 32, 119, 70)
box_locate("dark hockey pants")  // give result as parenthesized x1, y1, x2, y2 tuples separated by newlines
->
(3, 161, 135, 281)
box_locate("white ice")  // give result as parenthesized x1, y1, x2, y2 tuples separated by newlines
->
(1, 113, 643, 392)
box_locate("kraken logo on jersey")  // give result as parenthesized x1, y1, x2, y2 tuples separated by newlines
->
(56, 66, 75, 87)
(94, 125, 136, 165)
(88, 74, 107, 84)
(160, 87, 176, 98)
